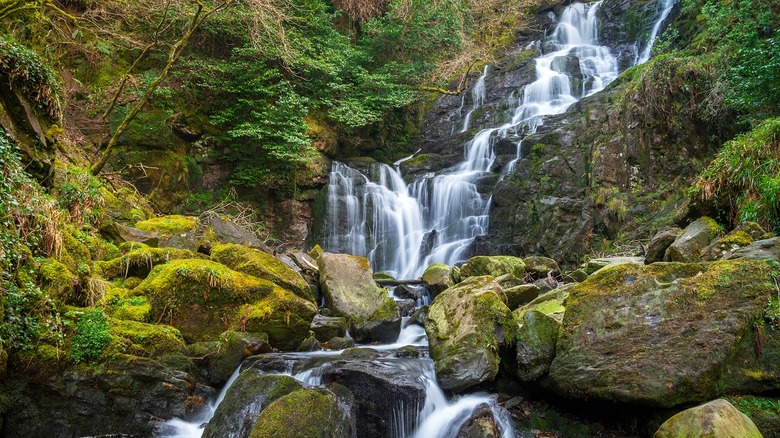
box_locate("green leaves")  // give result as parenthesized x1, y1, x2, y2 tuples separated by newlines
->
(71, 309, 111, 363)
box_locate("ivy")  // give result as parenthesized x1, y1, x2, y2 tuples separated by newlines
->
(0, 35, 62, 118)
(70, 309, 111, 363)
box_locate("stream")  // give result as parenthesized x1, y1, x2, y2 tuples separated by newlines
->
(157, 1, 675, 436)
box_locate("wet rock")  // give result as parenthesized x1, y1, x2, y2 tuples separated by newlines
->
(425, 276, 519, 392)
(514, 284, 572, 325)
(408, 305, 429, 327)
(186, 331, 271, 387)
(653, 399, 763, 438)
(394, 284, 426, 300)
(318, 252, 401, 343)
(494, 273, 524, 289)
(395, 346, 420, 358)
(456, 403, 500, 438)
(725, 237, 780, 262)
(549, 260, 780, 407)
(211, 243, 313, 301)
(523, 256, 560, 279)
(297, 334, 322, 352)
(310, 315, 348, 342)
(397, 298, 417, 317)
(645, 228, 682, 264)
(203, 370, 304, 438)
(341, 347, 381, 360)
(562, 268, 589, 283)
(460, 255, 526, 279)
(321, 359, 427, 438)
(99, 222, 159, 247)
(664, 216, 721, 262)
(248, 388, 355, 438)
(422, 264, 454, 296)
(325, 336, 355, 350)
(516, 310, 559, 382)
(504, 284, 541, 309)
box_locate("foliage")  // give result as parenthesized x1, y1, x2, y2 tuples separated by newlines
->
(58, 167, 105, 226)
(0, 279, 63, 351)
(70, 308, 111, 363)
(695, 117, 780, 233)
(0, 35, 61, 118)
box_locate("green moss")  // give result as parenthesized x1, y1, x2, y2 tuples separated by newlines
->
(403, 153, 432, 169)
(249, 389, 346, 438)
(39, 258, 78, 304)
(96, 246, 206, 279)
(107, 295, 151, 322)
(107, 318, 185, 358)
(135, 215, 198, 236)
(460, 256, 526, 279)
(243, 286, 317, 350)
(211, 243, 312, 301)
(719, 230, 754, 246)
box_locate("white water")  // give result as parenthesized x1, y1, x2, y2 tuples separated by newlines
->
(323, 1, 618, 279)
(637, 0, 677, 64)
(156, 366, 242, 438)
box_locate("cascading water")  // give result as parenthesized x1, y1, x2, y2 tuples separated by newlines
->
(636, 0, 677, 64)
(323, 1, 618, 279)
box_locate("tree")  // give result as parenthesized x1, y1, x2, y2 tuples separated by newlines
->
(90, 0, 234, 175)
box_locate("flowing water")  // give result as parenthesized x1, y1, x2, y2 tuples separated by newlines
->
(157, 2, 676, 436)
(323, 1, 618, 279)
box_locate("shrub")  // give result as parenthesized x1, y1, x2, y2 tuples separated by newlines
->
(71, 308, 111, 363)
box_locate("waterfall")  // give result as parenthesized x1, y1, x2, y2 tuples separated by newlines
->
(637, 0, 677, 64)
(322, 1, 618, 279)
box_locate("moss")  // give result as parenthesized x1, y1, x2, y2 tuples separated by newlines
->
(136, 259, 279, 341)
(402, 153, 432, 169)
(107, 318, 185, 358)
(79, 234, 121, 262)
(719, 230, 754, 246)
(243, 286, 318, 350)
(135, 215, 198, 236)
(211, 243, 312, 301)
(96, 246, 206, 279)
(460, 255, 525, 279)
(39, 257, 78, 304)
(107, 295, 151, 322)
(249, 389, 346, 438)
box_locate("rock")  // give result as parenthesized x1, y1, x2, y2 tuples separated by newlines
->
(494, 273, 524, 289)
(425, 276, 519, 392)
(325, 336, 355, 350)
(395, 345, 420, 358)
(297, 334, 323, 352)
(549, 260, 780, 407)
(96, 246, 207, 279)
(456, 403, 500, 438)
(394, 284, 426, 300)
(137, 259, 316, 345)
(460, 256, 526, 279)
(310, 315, 348, 342)
(397, 298, 417, 317)
(248, 389, 354, 438)
(504, 284, 541, 309)
(562, 268, 589, 283)
(341, 347, 382, 360)
(321, 359, 427, 438)
(186, 331, 271, 387)
(203, 369, 304, 438)
(513, 285, 572, 324)
(645, 228, 682, 264)
(664, 216, 721, 262)
(653, 399, 763, 438)
(726, 237, 780, 262)
(422, 264, 454, 296)
(38, 258, 79, 304)
(318, 252, 401, 343)
(729, 396, 780, 438)
(211, 243, 313, 301)
(700, 225, 762, 261)
(516, 310, 559, 382)
(582, 256, 644, 275)
(200, 214, 270, 252)
(134, 215, 200, 250)
(99, 222, 159, 247)
(523, 256, 560, 279)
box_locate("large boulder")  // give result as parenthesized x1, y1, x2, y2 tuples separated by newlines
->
(310, 315, 348, 342)
(425, 276, 519, 392)
(137, 259, 315, 345)
(644, 228, 682, 264)
(516, 310, 560, 382)
(203, 369, 304, 438)
(522, 256, 560, 279)
(700, 222, 766, 261)
(211, 243, 312, 301)
(664, 216, 721, 262)
(726, 237, 780, 262)
(549, 260, 780, 407)
(459, 256, 526, 279)
(653, 399, 763, 438)
(186, 331, 271, 387)
(422, 263, 454, 296)
(248, 388, 354, 438)
(321, 358, 427, 438)
(318, 252, 401, 343)
(96, 245, 206, 279)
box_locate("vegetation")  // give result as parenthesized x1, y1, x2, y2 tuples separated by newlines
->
(70, 308, 111, 362)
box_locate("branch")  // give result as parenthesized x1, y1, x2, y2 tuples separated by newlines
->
(416, 59, 479, 96)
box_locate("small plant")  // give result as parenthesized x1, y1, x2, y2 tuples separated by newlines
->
(71, 309, 111, 363)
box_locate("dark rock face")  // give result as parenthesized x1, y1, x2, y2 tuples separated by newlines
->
(321, 359, 428, 438)
(456, 403, 500, 438)
(4, 356, 213, 437)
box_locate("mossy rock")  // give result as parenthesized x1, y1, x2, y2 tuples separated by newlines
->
(107, 295, 151, 322)
(135, 215, 198, 237)
(243, 287, 318, 351)
(460, 256, 526, 280)
(645, 228, 683, 264)
(318, 252, 401, 343)
(728, 395, 780, 438)
(136, 259, 278, 342)
(107, 318, 186, 358)
(39, 258, 79, 304)
(203, 369, 305, 438)
(664, 216, 721, 262)
(421, 264, 454, 295)
(654, 399, 763, 438)
(504, 284, 542, 310)
(513, 285, 572, 324)
(516, 310, 560, 382)
(211, 243, 312, 302)
(310, 315, 347, 342)
(700, 227, 757, 261)
(57, 230, 93, 280)
(96, 246, 206, 280)
(549, 260, 780, 407)
(425, 276, 519, 392)
(248, 389, 353, 438)
(523, 256, 560, 279)
(186, 330, 271, 387)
